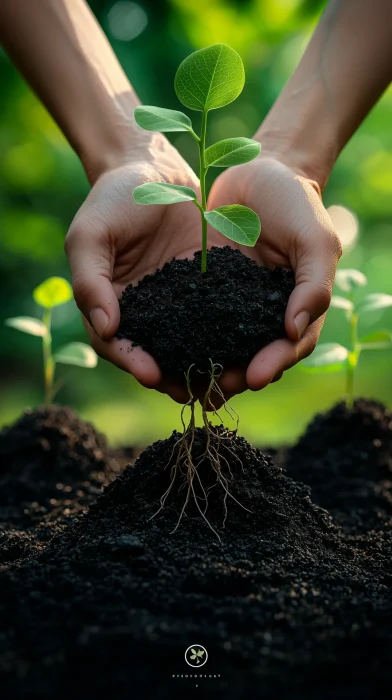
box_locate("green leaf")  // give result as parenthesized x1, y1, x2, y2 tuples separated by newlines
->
(358, 293, 392, 314)
(335, 269, 367, 293)
(302, 343, 349, 373)
(174, 43, 245, 111)
(191, 649, 197, 655)
(204, 138, 261, 168)
(33, 277, 73, 309)
(133, 182, 198, 205)
(190, 655, 197, 660)
(54, 342, 98, 368)
(204, 205, 260, 246)
(134, 106, 194, 134)
(360, 330, 392, 349)
(196, 650, 205, 657)
(329, 296, 354, 312)
(5, 316, 47, 337)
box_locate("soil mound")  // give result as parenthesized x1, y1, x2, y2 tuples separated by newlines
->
(117, 247, 294, 379)
(0, 405, 122, 564)
(285, 399, 392, 533)
(3, 429, 389, 699)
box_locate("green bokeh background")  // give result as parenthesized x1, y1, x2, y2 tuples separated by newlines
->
(1, 0, 392, 447)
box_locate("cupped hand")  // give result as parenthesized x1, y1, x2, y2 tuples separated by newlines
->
(207, 156, 342, 397)
(65, 135, 224, 405)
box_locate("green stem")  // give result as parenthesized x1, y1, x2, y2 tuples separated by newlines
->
(198, 110, 208, 273)
(42, 309, 54, 405)
(346, 311, 359, 409)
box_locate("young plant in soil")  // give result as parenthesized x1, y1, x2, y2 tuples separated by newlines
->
(116, 45, 295, 533)
(302, 268, 392, 407)
(5, 276, 98, 404)
(133, 43, 262, 271)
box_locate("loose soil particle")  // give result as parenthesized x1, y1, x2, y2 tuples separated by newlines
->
(2, 416, 392, 699)
(117, 246, 295, 379)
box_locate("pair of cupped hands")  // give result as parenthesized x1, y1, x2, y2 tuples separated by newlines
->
(65, 133, 342, 408)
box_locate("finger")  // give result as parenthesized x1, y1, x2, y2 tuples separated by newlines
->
(83, 318, 162, 387)
(219, 368, 248, 395)
(65, 220, 120, 341)
(246, 317, 324, 390)
(285, 222, 342, 342)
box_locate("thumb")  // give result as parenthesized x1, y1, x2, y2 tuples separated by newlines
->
(285, 227, 342, 342)
(65, 223, 120, 340)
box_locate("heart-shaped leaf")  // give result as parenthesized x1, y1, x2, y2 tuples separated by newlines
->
(5, 316, 47, 337)
(134, 106, 194, 134)
(205, 138, 261, 168)
(204, 205, 260, 246)
(33, 277, 73, 309)
(302, 343, 349, 372)
(175, 44, 245, 111)
(54, 342, 98, 368)
(335, 269, 367, 293)
(133, 182, 198, 205)
(357, 293, 392, 314)
(329, 296, 354, 312)
(360, 330, 392, 349)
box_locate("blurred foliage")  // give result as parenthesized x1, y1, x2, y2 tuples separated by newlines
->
(1, 0, 392, 446)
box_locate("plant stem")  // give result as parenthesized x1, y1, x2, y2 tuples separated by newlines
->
(42, 309, 54, 405)
(198, 110, 208, 273)
(346, 311, 359, 409)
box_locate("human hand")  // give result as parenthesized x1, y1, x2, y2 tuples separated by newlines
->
(65, 135, 224, 405)
(207, 156, 342, 397)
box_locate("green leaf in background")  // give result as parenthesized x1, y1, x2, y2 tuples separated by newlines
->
(329, 296, 354, 312)
(302, 343, 349, 372)
(134, 106, 195, 134)
(204, 138, 261, 168)
(204, 205, 260, 246)
(175, 43, 245, 111)
(133, 182, 198, 205)
(54, 342, 98, 368)
(360, 330, 392, 349)
(5, 316, 47, 337)
(33, 277, 73, 309)
(358, 293, 392, 314)
(335, 269, 368, 293)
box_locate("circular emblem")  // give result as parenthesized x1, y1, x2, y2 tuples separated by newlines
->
(185, 644, 208, 668)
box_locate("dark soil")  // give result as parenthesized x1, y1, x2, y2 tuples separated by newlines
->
(2, 412, 392, 699)
(0, 405, 123, 565)
(117, 246, 294, 379)
(285, 399, 392, 534)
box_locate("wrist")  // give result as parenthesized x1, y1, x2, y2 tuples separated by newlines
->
(255, 122, 338, 192)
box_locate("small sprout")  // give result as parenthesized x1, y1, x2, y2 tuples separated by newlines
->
(302, 269, 392, 407)
(134, 44, 262, 272)
(5, 277, 98, 404)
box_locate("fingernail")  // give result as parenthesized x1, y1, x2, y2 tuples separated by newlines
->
(90, 308, 109, 338)
(294, 311, 310, 340)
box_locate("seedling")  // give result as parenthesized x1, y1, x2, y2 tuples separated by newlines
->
(133, 43, 262, 272)
(302, 269, 392, 407)
(5, 277, 98, 404)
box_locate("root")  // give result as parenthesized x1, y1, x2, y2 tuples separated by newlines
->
(149, 360, 251, 541)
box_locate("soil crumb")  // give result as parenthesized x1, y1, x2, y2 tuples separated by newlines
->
(117, 246, 294, 379)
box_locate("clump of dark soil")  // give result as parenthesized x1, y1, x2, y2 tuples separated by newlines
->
(285, 399, 392, 534)
(2, 425, 392, 699)
(0, 405, 123, 564)
(117, 246, 294, 379)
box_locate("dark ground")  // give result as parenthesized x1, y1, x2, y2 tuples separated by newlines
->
(117, 247, 295, 379)
(1, 400, 392, 699)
